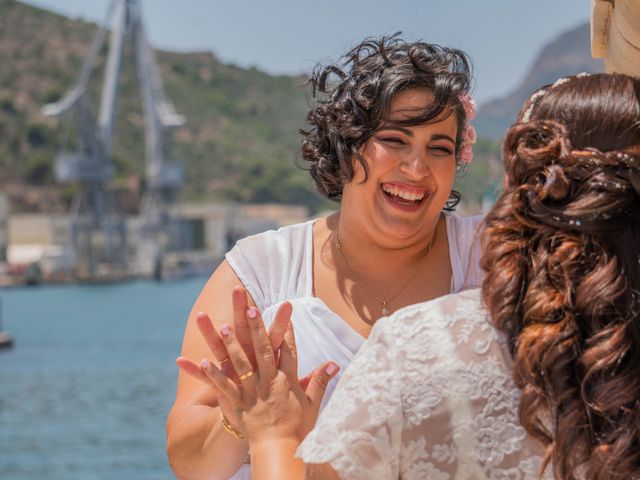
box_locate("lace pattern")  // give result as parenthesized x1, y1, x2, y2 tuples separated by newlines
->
(298, 289, 551, 479)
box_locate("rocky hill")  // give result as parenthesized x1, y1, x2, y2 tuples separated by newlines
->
(2, 0, 598, 215)
(0, 0, 325, 211)
(475, 23, 604, 140)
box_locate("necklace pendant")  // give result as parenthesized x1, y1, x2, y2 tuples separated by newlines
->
(382, 304, 390, 316)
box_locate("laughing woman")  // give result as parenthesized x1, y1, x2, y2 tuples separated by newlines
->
(166, 35, 482, 480)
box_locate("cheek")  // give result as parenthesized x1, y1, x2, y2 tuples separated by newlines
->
(351, 147, 387, 184)
(343, 160, 372, 197)
(434, 159, 457, 187)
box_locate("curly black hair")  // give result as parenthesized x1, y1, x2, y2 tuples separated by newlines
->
(298, 33, 473, 208)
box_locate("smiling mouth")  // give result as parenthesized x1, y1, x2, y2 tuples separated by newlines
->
(381, 184, 428, 206)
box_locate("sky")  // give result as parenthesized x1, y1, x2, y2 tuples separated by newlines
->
(21, 0, 592, 104)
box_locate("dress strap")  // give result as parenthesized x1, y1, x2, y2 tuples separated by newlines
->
(225, 220, 316, 311)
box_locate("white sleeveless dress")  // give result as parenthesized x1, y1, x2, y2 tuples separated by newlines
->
(297, 289, 552, 479)
(225, 214, 483, 479)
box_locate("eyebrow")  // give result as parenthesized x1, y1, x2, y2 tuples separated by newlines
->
(431, 133, 456, 144)
(377, 125, 413, 136)
(377, 126, 456, 144)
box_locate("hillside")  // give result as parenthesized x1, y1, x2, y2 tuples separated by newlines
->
(475, 23, 604, 140)
(0, 1, 325, 209)
(0, 0, 505, 214)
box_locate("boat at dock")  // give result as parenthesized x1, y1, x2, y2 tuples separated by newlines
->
(0, 331, 13, 349)
(0, 296, 13, 349)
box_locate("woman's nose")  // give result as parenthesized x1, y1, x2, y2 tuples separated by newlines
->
(399, 149, 431, 178)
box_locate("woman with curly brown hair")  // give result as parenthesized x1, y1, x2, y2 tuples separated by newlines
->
(166, 34, 483, 479)
(481, 72, 640, 479)
(201, 72, 640, 479)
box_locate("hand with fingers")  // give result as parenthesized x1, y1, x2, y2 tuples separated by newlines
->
(176, 286, 292, 437)
(201, 302, 340, 479)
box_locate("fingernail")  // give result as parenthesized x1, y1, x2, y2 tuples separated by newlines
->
(220, 324, 231, 337)
(201, 359, 210, 369)
(326, 363, 338, 375)
(246, 307, 258, 319)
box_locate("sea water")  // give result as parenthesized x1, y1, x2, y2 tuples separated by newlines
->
(0, 277, 208, 479)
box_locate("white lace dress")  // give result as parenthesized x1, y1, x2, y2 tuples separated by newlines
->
(297, 289, 551, 480)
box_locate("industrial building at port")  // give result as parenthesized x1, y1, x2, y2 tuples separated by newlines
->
(0, 195, 308, 285)
(0, 193, 306, 354)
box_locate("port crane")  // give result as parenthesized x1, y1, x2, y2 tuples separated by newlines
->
(42, 0, 185, 278)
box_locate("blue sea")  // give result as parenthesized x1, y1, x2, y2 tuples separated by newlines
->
(0, 277, 209, 479)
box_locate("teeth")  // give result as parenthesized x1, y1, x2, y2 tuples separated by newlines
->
(382, 185, 425, 202)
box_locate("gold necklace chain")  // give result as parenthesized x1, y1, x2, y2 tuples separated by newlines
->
(335, 231, 436, 316)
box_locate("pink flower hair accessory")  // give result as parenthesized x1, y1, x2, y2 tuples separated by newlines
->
(458, 92, 477, 164)
(459, 92, 476, 120)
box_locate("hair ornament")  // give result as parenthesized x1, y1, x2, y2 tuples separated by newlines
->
(521, 89, 547, 123)
(604, 150, 640, 197)
(521, 74, 592, 123)
(627, 168, 640, 197)
(458, 92, 476, 164)
(528, 151, 640, 230)
(551, 77, 572, 88)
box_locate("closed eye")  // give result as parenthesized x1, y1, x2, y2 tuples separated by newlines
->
(378, 136, 407, 146)
(430, 145, 454, 156)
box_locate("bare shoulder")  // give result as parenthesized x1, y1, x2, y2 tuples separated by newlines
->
(192, 259, 257, 323)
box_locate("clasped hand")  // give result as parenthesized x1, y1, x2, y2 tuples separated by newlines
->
(177, 286, 339, 443)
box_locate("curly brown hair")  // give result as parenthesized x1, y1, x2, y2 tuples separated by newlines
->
(298, 33, 472, 207)
(481, 73, 640, 479)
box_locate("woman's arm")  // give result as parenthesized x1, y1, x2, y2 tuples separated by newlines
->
(167, 260, 288, 479)
(250, 440, 340, 480)
(166, 260, 249, 479)
(248, 440, 339, 479)
(250, 438, 305, 480)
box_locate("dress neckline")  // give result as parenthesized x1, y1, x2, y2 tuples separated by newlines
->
(306, 215, 454, 334)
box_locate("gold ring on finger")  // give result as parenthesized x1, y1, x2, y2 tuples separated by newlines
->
(238, 370, 256, 382)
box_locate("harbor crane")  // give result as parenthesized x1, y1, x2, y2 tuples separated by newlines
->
(42, 0, 185, 278)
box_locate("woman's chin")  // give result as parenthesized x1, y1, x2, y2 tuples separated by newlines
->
(375, 201, 443, 238)
(374, 217, 436, 244)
